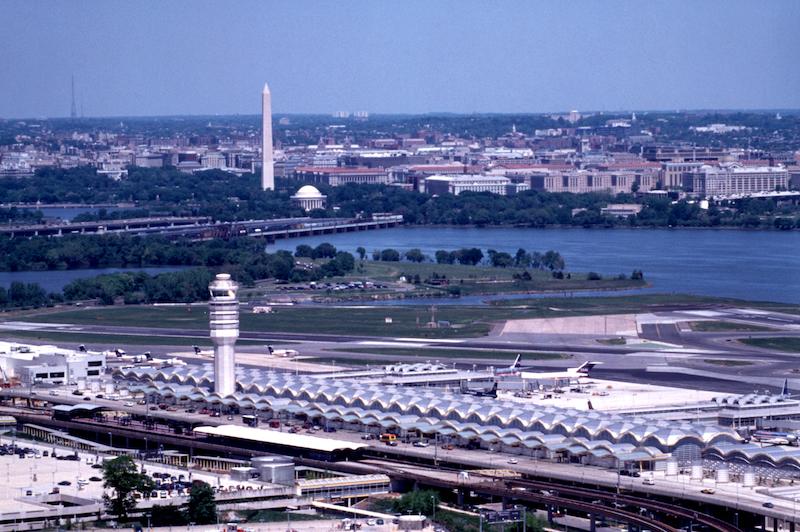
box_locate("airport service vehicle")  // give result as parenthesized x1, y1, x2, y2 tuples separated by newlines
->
(461, 381, 498, 398)
(520, 361, 601, 385)
(380, 433, 397, 443)
(267, 345, 300, 358)
(413, 441, 429, 447)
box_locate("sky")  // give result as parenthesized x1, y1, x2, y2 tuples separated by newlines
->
(1, 0, 798, 118)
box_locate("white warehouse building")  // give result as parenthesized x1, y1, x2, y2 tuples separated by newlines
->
(0, 342, 106, 385)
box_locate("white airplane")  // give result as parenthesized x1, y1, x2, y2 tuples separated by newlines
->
(267, 345, 299, 358)
(519, 361, 601, 383)
(112, 350, 186, 367)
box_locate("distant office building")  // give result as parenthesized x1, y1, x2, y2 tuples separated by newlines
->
(531, 170, 658, 195)
(425, 174, 510, 196)
(135, 153, 165, 168)
(643, 145, 727, 163)
(291, 185, 326, 211)
(201, 151, 226, 170)
(662, 162, 705, 189)
(687, 164, 789, 197)
(291, 166, 391, 186)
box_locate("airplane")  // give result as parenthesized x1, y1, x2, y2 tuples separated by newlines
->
(519, 361, 601, 384)
(113, 351, 186, 367)
(192, 345, 213, 357)
(495, 355, 522, 377)
(267, 345, 300, 358)
(750, 430, 797, 446)
(461, 381, 498, 398)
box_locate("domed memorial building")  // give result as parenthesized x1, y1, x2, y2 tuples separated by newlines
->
(291, 185, 326, 211)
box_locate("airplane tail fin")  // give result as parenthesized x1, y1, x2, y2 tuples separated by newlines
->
(587, 400, 594, 410)
(144, 352, 152, 360)
(577, 361, 601, 374)
(782, 378, 790, 397)
(512, 354, 521, 369)
(267, 345, 274, 355)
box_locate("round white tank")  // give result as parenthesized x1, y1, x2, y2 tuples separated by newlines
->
(716, 465, 729, 484)
(743, 468, 756, 487)
(666, 458, 679, 476)
(691, 462, 704, 481)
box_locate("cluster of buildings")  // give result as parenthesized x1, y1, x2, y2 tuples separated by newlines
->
(2, 84, 799, 201)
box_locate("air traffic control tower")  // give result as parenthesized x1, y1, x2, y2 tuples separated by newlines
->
(209, 273, 239, 396)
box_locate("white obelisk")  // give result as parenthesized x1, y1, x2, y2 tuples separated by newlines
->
(261, 83, 274, 191)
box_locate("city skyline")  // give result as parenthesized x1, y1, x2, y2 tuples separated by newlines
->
(1, 0, 799, 118)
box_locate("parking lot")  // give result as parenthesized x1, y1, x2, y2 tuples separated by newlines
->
(0, 435, 263, 515)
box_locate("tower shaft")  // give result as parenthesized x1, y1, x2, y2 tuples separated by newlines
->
(209, 273, 239, 396)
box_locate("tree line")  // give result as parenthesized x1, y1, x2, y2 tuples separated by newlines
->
(2, 167, 797, 229)
(0, 238, 356, 309)
(361, 246, 567, 270)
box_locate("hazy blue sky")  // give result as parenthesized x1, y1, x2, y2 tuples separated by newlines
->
(1, 0, 798, 118)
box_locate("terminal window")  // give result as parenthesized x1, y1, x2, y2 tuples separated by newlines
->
(87, 361, 103, 367)
(49, 372, 65, 378)
(87, 370, 100, 376)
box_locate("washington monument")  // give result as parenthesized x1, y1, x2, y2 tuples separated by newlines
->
(261, 83, 274, 191)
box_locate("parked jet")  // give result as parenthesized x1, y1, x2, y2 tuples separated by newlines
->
(519, 361, 601, 383)
(268, 345, 300, 358)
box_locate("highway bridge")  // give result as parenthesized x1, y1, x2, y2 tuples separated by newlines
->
(0, 214, 403, 241)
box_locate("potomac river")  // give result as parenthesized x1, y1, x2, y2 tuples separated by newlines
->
(270, 226, 800, 304)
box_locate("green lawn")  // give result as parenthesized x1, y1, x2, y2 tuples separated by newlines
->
(689, 320, 772, 332)
(328, 347, 568, 361)
(18, 293, 797, 340)
(740, 337, 800, 353)
(596, 337, 627, 345)
(23, 304, 521, 338)
(703, 358, 754, 367)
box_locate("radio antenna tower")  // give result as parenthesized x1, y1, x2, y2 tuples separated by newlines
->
(70, 75, 77, 119)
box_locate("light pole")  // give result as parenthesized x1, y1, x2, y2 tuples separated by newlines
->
(431, 495, 436, 523)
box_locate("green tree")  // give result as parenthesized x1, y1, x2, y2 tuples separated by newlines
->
(356, 246, 366, 261)
(380, 248, 401, 261)
(435, 250, 455, 264)
(457, 247, 483, 266)
(186, 481, 217, 525)
(294, 244, 313, 257)
(102, 455, 155, 519)
(311, 242, 337, 259)
(405, 248, 426, 263)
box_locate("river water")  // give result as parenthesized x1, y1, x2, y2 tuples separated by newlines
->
(269, 227, 800, 304)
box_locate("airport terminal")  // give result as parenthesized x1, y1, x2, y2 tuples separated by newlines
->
(2, 273, 800, 531)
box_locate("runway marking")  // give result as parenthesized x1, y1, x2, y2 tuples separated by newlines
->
(357, 341, 427, 348)
(0, 321, 75, 330)
(393, 338, 463, 343)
